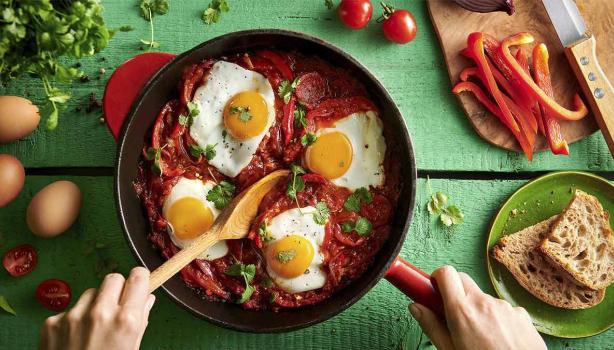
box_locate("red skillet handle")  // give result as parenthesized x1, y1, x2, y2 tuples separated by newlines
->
(103, 52, 176, 141)
(385, 257, 445, 318)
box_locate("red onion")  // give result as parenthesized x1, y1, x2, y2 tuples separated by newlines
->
(452, 0, 515, 15)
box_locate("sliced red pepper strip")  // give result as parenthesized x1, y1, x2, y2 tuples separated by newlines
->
(282, 96, 296, 146)
(452, 81, 534, 160)
(514, 48, 538, 134)
(499, 33, 588, 121)
(256, 50, 293, 81)
(532, 43, 570, 155)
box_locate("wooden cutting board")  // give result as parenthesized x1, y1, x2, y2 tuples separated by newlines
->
(428, 0, 614, 153)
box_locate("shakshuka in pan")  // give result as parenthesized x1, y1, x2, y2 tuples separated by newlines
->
(134, 50, 403, 310)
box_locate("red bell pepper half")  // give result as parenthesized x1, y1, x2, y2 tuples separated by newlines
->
(532, 43, 570, 155)
(499, 33, 588, 121)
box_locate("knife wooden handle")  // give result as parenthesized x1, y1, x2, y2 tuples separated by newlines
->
(565, 36, 614, 157)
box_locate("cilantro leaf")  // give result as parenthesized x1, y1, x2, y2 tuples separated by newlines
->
(258, 221, 273, 242)
(145, 147, 162, 175)
(343, 187, 372, 212)
(287, 164, 306, 201)
(312, 201, 330, 225)
(440, 205, 464, 227)
(0, 295, 16, 315)
(189, 144, 216, 160)
(278, 77, 301, 104)
(179, 102, 200, 126)
(139, 0, 168, 50)
(425, 179, 463, 227)
(341, 216, 372, 236)
(325, 0, 334, 9)
(202, 0, 230, 25)
(119, 25, 135, 32)
(230, 106, 252, 122)
(207, 181, 235, 209)
(301, 132, 317, 146)
(225, 263, 243, 276)
(276, 250, 297, 264)
(225, 262, 256, 304)
(294, 104, 307, 128)
(238, 284, 254, 304)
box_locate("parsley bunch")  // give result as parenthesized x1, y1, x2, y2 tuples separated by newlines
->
(225, 262, 256, 304)
(0, 0, 114, 129)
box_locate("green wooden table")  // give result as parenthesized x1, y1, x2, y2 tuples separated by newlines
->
(1, 1, 612, 349)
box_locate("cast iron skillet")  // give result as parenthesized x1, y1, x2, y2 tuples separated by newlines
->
(115, 29, 441, 333)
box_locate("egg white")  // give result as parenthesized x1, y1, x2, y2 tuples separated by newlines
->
(313, 111, 386, 191)
(189, 61, 276, 178)
(264, 206, 327, 293)
(162, 177, 228, 260)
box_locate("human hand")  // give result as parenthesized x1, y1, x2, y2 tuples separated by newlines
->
(40, 267, 155, 350)
(409, 266, 547, 350)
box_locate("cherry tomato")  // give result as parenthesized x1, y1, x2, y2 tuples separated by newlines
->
(380, 3, 417, 44)
(2, 244, 37, 277)
(36, 279, 72, 312)
(337, 0, 373, 30)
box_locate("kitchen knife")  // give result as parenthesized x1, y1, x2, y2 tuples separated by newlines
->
(542, 0, 614, 156)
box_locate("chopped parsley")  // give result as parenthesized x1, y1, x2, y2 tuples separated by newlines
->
(189, 144, 216, 160)
(258, 221, 274, 242)
(276, 250, 297, 264)
(294, 104, 307, 128)
(207, 180, 235, 209)
(145, 147, 163, 175)
(202, 0, 230, 25)
(225, 262, 256, 304)
(230, 106, 252, 122)
(343, 187, 373, 212)
(178, 101, 200, 126)
(341, 217, 373, 236)
(278, 77, 301, 104)
(301, 132, 317, 146)
(312, 201, 330, 225)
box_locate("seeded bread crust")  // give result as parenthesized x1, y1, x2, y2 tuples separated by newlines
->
(539, 190, 614, 290)
(492, 216, 605, 309)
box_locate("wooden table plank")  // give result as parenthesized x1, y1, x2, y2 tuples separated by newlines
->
(0, 176, 611, 349)
(0, 1, 611, 170)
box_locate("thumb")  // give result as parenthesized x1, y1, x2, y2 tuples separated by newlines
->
(409, 303, 454, 350)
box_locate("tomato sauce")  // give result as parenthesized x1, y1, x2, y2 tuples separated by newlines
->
(134, 50, 402, 310)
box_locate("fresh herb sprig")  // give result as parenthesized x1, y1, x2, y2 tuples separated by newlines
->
(225, 262, 256, 304)
(202, 0, 230, 24)
(313, 201, 330, 224)
(287, 164, 306, 204)
(276, 250, 296, 264)
(426, 177, 464, 227)
(230, 106, 252, 122)
(344, 187, 373, 212)
(301, 132, 317, 146)
(258, 221, 274, 242)
(341, 217, 373, 236)
(190, 144, 216, 160)
(278, 77, 301, 104)
(207, 180, 235, 209)
(139, 0, 169, 50)
(145, 146, 163, 175)
(179, 102, 200, 126)
(294, 104, 307, 128)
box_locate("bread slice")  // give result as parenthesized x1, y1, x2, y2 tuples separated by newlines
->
(492, 216, 605, 309)
(539, 190, 614, 290)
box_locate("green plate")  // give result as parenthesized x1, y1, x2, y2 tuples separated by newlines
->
(486, 171, 614, 338)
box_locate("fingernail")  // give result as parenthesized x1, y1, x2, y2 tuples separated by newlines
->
(146, 295, 156, 312)
(409, 303, 422, 320)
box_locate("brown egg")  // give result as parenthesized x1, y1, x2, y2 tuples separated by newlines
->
(0, 96, 40, 144)
(27, 181, 81, 238)
(0, 154, 25, 207)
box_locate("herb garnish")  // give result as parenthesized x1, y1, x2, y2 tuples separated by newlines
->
(301, 132, 317, 146)
(179, 102, 200, 126)
(426, 177, 464, 227)
(225, 262, 256, 304)
(190, 144, 216, 160)
(202, 0, 230, 24)
(0, 295, 16, 315)
(344, 187, 373, 212)
(325, 0, 335, 9)
(230, 106, 252, 122)
(276, 250, 297, 264)
(287, 164, 306, 208)
(278, 77, 301, 104)
(258, 221, 274, 242)
(207, 180, 235, 209)
(145, 147, 163, 175)
(312, 201, 330, 225)
(139, 0, 168, 50)
(341, 217, 373, 236)
(294, 104, 308, 128)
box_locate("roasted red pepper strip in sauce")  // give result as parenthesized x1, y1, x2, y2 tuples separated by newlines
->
(532, 43, 570, 155)
(256, 50, 293, 81)
(499, 33, 588, 121)
(282, 96, 296, 145)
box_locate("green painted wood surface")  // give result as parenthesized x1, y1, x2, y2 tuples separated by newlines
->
(0, 177, 612, 349)
(0, 0, 612, 170)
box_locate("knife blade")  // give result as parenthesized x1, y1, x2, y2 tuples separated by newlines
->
(542, 0, 588, 47)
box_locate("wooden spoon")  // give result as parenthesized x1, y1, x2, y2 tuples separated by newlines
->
(148, 169, 289, 292)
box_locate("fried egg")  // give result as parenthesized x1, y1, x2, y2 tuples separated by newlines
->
(262, 207, 327, 293)
(162, 178, 228, 260)
(190, 61, 276, 178)
(305, 111, 386, 191)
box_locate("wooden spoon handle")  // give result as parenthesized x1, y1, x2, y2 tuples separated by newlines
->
(149, 224, 221, 292)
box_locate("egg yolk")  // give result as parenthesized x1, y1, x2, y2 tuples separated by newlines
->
(306, 131, 353, 179)
(223, 91, 269, 140)
(266, 235, 315, 279)
(166, 197, 214, 240)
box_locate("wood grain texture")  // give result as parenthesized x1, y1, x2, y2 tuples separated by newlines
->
(0, 176, 612, 349)
(428, 0, 614, 153)
(0, 1, 612, 171)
